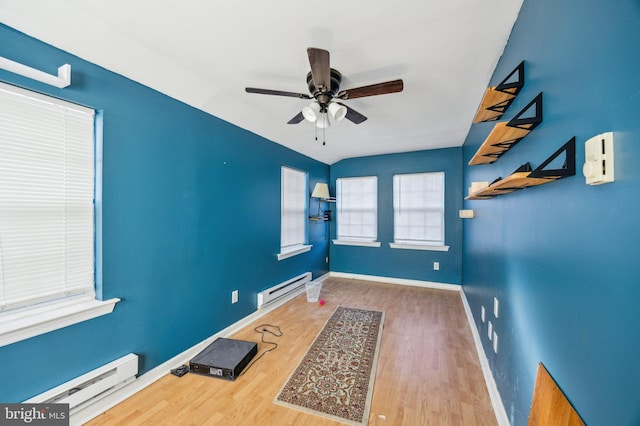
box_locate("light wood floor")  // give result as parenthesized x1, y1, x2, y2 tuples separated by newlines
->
(87, 278, 497, 425)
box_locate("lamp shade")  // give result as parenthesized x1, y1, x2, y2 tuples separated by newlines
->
(328, 102, 347, 122)
(302, 102, 320, 122)
(311, 183, 330, 199)
(316, 112, 330, 128)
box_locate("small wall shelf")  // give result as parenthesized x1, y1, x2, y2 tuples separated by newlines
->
(473, 61, 525, 123)
(466, 138, 575, 200)
(469, 92, 543, 166)
(309, 197, 335, 221)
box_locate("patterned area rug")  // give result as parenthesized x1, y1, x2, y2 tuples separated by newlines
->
(274, 306, 385, 425)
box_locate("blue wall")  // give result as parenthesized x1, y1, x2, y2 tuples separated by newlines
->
(462, 0, 640, 425)
(330, 148, 464, 284)
(0, 24, 329, 401)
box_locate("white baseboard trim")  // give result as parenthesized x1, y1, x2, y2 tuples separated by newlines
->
(315, 272, 331, 282)
(459, 290, 509, 426)
(329, 271, 461, 292)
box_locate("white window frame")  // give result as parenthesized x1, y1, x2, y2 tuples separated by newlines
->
(333, 176, 380, 248)
(0, 82, 119, 348)
(390, 171, 449, 252)
(278, 166, 311, 260)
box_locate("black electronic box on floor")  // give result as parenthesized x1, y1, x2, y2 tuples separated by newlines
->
(189, 337, 257, 381)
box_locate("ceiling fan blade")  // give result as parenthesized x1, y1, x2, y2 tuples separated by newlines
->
(338, 103, 368, 124)
(307, 47, 330, 91)
(287, 111, 305, 124)
(337, 79, 404, 100)
(246, 87, 311, 99)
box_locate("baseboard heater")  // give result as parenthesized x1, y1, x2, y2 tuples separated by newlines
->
(257, 272, 311, 309)
(26, 353, 138, 415)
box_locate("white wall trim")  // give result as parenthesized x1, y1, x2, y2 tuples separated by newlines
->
(329, 271, 461, 292)
(389, 243, 450, 252)
(460, 289, 509, 426)
(332, 239, 381, 248)
(0, 296, 120, 348)
(314, 272, 331, 283)
(277, 244, 312, 261)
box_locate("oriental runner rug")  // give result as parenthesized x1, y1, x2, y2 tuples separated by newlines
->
(274, 306, 385, 425)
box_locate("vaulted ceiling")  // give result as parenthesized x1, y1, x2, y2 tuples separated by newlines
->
(0, 0, 523, 164)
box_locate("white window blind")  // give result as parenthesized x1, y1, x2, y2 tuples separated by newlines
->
(280, 166, 307, 251)
(336, 176, 377, 242)
(0, 82, 95, 312)
(393, 172, 445, 246)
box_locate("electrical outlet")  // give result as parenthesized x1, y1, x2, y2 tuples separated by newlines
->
(433, 261, 439, 270)
(232, 290, 238, 304)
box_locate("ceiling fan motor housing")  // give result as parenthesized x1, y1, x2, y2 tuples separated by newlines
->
(307, 68, 342, 107)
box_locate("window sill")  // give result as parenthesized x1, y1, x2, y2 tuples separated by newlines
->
(0, 296, 121, 348)
(332, 239, 382, 248)
(277, 244, 312, 261)
(389, 243, 450, 251)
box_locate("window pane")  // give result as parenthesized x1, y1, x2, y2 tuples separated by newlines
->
(337, 176, 377, 241)
(393, 172, 444, 245)
(281, 166, 307, 250)
(0, 82, 95, 311)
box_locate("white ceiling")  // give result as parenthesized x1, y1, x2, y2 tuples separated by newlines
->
(0, 0, 523, 164)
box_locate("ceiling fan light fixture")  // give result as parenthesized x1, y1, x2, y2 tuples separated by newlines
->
(328, 102, 347, 122)
(302, 102, 320, 122)
(316, 112, 330, 128)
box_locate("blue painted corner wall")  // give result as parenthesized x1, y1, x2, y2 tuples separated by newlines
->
(462, 0, 640, 425)
(0, 24, 329, 401)
(330, 148, 464, 284)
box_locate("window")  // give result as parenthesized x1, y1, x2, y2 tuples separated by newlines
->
(0, 82, 118, 347)
(391, 172, 448, 251)
(335, 176, 379, 246)
(279, 166, 310, 260)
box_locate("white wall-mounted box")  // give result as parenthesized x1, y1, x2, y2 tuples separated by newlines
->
(583, 132, 614, 185)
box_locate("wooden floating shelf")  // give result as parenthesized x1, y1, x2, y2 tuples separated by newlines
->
(490, 172, 552, 190)
(466, 171, 555, 200)
(469, 122, 531, 165)
(466, 138, 576, 200)
(473, 87, 517, 123)
(469, 92, 543, 166)
(473, 61, 525, 123)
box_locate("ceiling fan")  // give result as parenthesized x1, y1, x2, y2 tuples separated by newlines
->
(245, 47, 404, 130)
